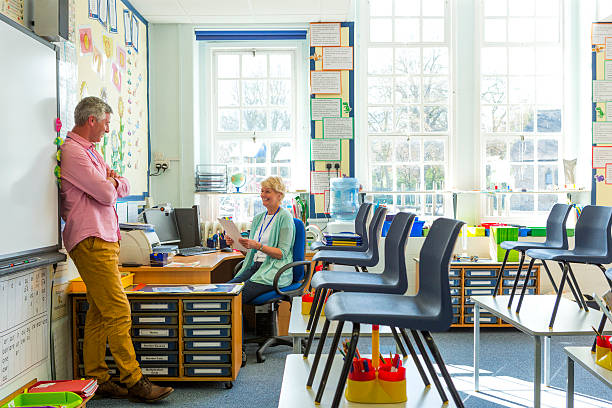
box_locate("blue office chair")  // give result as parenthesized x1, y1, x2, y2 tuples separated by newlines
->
(310, 203, 372, 252)
(315, 218, 465, 408)
(492, 203, 574, 308)
(526, 205, 612, 328)
(241, 218, 313, 363)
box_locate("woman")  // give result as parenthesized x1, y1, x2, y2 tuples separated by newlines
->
(226, 176, 295, 303)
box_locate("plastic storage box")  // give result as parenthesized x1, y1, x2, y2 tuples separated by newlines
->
(1, 391, 83, 408)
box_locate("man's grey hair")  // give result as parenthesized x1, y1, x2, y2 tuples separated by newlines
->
(74, 96, 113, 126)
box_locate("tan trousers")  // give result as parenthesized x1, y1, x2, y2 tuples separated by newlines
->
(70, 237, 142, 387)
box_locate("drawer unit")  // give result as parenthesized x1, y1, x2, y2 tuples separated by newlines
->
(137, 352, 179, 364)
(132, 327, 178, 338)
(464, 269, 497, 278)
(448, 278, 460, 287)
(141, 365, 179, 377)
(184, 351, 231, 364)
(502, 268, 523, 277)
(133, 339, 178, 351)
(502, 287, 535, 295)
(183, 299, 231, 312)
(465, 288, 496, 298)
(464, 278, 496, 287)
(184, 339, 231, 351)
(184, 313, 231, 325)
(451, 296, 460, 305)
(464, 314, 499, 325)
(449, 288, 460, 296)
(183, 326, 231, 338)
(131, 300, 178, 312)
(132, 314, 178, 325)
(452, 315, 459, 324)
(502, 278, 536, 287)
(452, 305, 460, 315)
(184, 365, 231, 377)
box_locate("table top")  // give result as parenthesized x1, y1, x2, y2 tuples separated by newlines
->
(279, 354, 461, 408)
(471, 295, 612, 336)
(288, 297, 393, 337)
(565, 346, 612, 390)
(415, 258, 540, 266)
(119, 251, 243, 273)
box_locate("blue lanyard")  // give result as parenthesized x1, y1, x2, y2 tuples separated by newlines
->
(257, 208, 279, 243)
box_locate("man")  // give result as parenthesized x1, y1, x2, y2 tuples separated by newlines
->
(60, 97, 173, 402)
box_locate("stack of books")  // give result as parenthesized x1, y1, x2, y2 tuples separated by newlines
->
(322, 233, 362, 247)
(28, 379, 98, 398)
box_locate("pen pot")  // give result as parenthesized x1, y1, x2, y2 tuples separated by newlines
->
(376, 363, 407, 403)
(301, 293, 325, 316)
(345, 358, 376, 402)
(345, 359, 407, 404)
(596, 335, 612, 370)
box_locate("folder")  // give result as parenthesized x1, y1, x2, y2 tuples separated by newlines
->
(28, 379, 98, 398)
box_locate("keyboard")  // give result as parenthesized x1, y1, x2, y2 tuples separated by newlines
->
(176, 246, 217, 256)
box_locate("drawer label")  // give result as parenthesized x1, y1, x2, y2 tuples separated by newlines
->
(140, 329, 170, 336)
(141, 343, 169, 349)
(138, 317, 167, 323)
(192, 355, 221, 361)
(193, 330, 221, 336)
(142, 367, 169, 375)
(193, 303, 222, 309)
(193, 342, 222, 348)
(469, 271, 494, 276)
(193, 368, 222, 374)
(192, 316, 221, 323)
(141, 355, 169, 362)
(140, 304, 169, 310)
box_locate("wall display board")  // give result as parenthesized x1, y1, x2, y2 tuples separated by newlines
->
(74, 0, 149, 198)
(309, 22, 354, 216)
(0, 0, 23, 26)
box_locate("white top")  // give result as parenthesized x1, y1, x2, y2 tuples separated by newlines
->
(254, 212, 278, 262)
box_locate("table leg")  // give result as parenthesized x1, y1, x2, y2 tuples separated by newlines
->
(293, 336, 301, 353)
(534, 336, 542, 408)
(474, 303, 480, 392)
(567, 356, 574, 408)
(544, 336, 550, 386)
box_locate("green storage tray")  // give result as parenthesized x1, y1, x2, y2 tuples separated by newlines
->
(1, 391, 83, 408)
(567, 228, 574, 237)
(530, 227, 546, 237)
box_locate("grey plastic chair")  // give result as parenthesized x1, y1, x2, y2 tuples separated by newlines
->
(310, 203, 372, 252)
(315, 218, 465, 408)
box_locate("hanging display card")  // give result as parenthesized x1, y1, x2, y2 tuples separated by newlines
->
(594, 80, 612, 102)
(593, 146, 612, 169)
(593, 23, 612, 45)
(322, 46, 354, 70)
(310, 22, 341, 47)
(311, 139, 341, 161)
(310, 171, 332, 194)
(310, 71, 341, 94)
(323, 117, 354, 139)
(594, 122, 612, 144)
(607, 163, 612, 184)
(310, 98, 341, 121)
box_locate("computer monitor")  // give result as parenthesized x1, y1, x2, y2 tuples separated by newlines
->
(143, 208, 180, 244)
(174, 205, 202, 249)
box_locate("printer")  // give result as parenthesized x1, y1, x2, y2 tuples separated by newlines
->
(119, 227, 178, 266)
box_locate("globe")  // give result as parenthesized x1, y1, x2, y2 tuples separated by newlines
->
(230, 173, 246, 192)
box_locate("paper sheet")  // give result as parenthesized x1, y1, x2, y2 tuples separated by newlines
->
(323, 117, 354, 139)
(594, 121, 612, 144)
(593, 80, 612, 102)
(322, 47, 354, 70)
(311, 98, 341, 120)
(593, 146, 612, 169)
(311, 139, 341, 161)
(593, 23, 612, 45)
(311, 71, 341, 94)
(218, 218, 247, 251)
(311, 171, 332, 194)
(607, 164, 612, 184)
(310, 23, 341, 47)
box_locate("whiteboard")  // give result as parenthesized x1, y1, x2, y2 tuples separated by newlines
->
(0, 17, 59, 260)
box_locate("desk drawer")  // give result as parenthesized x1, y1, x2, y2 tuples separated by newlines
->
(452, 315, 459, 324)
(184, 313, 231, 325)
(184, 365, 231, 377)
(502, 287, 536, 295)
(464, 314, 499, 325)
(184, 339, 231, 351)
(132, 327, 178, 338)
(131, 300, 178, 312)
(465, 288, 496, 297)
(183, 299, 231, 312)
(452, 305, 460, 315)
(448, 278, 460, 287)
(183, 326, 231, 338)
(133, 340, 178, 351)
(502, 278, 536, 287)
(449, 268, 461, 277)
(465, 269, 497, 278)
(184, 351, 231, 364)
(503, 268, 524, 277)
(449, 288, 460, 296)
(132, 314, 178, 325)
(141, 365, 179, 377)
(137, 352, 178, 364)
(79, 365, 117, 377)
(451, 296, 460, 305)
(464, 278, 496, 287)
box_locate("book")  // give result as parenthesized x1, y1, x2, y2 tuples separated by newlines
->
(29, 379, 98, 397)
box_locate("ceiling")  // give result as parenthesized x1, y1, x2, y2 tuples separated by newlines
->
(128, 0, 354, 25)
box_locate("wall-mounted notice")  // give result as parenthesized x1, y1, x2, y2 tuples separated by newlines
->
(594, 81, 612, 102)
(607, 163, 612, 184)
(606, 37, 612, 60)
(311, 139, 341, 161)
(323, 117, 354, 139)
(322, 47, 354, 70)
(311, 71, 341, 94)
(594, 121, 612, 144)
(311, 171, 332, 194)
(606, 61, 612, 81)
(323, 190, 330, 214)
(310, 22, 341, 47)
(593, 23, 612, 45)
(311, 98, 341, 121)
(593, 146, 612, 168)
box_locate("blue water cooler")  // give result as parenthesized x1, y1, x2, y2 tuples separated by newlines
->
(329, 177, 360, 221)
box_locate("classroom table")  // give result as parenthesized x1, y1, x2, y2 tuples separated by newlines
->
(472, 295, 612, 408)
(564, 346, 612, 408)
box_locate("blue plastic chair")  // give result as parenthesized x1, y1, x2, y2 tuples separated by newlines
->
(526, 205, 612, 328)
(242, 218, 313, 363)
(316, 218, 465, 408)
(310, 203, 372, 252)
(492, 203, 573, 309)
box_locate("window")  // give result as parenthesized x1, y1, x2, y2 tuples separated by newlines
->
(480, 0, 564, 213)
(366, 0, 451, 216)
(212, 49, 296, 193)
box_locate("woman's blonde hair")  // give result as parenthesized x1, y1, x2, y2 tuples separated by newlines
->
(261, 176, 286, 199)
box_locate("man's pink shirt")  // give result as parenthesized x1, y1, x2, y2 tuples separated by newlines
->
(60, 131, 130, 252)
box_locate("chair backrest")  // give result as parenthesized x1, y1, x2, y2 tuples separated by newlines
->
(418, 218, 465, 330)
(573, 205, 612, 260)
(365, 206, 388, 264)
(380, 212, 416, 293)
(543, 203, 572, 249)
(354, 203, 373, 249)
(292, 218, 306, 283)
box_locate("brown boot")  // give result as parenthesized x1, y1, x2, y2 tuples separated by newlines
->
(128, 375, 173, 403)
(95, 380, 128, 399)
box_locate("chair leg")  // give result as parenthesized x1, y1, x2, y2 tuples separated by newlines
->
(507, 251, 526, 308)
(398, 328, 430, 388)
(549, 263, 570, 328)
(411, 329, 448, 404)
(303, 289, 329, 358)
(541, 261, 559, 294)
(558, 262, 582, 308)
(314, 320, 345, 402)
(307, 319, 331, 387)
(306, 287, 322, 331)
(331, 323, 360, 408)
(390, 326, 408, 358)
(256, 336, 293, 363)
(516, 258, 536, 313)
(361, 266, 368, 272)
(493, 249, 511, 297)
(421, 330, 465, 408)
(567, 264, 588, 311)
(354, 265, 360, 272)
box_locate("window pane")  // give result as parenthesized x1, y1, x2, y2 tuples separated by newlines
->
(538, 164, 558, 190)
(511, 165, 534, 189)
(481, 77, 507, 104)
(423, 76, 448, 103)
(369, 77, 393, 104)
(485, 18, 507, 42)
(395, 48, 420, 74)
(396, 194, 422, 213)
(370, 0, 392, 16)
(510, 194, 534, 211)
(481, 47, 507, 74)
(241, 109, 266, 131)
(218, 80, 239, 106)
(216, 141, 240, 163)
(536, 0, 559, 17)
(370, 139, 393, 162)
(370, 18, 393, 42)
(509, 0, 535, 16)
(372, 165, 393, 191)
(395, 106, 420, 132)
(269, 80, 291, 106)
(395, 77, 420, 103)
(422, 0, 445, 16)
(425, 194, 445, 216)
(536, 47, 561, 76)
(424, 140, 444, 161)
(486, 138, 506, 160)
(508, 77, 535, 103)
(218, 109, 239, 131)
(397, 165, 420, 190)
(270, 110, 290, 131)
(271, 142, 291, 163)
(369, 48, 394, 74)
(509, 47, 534, 75)
(368, 107, 393, 132)
(424, 165, 444, 189)
(484, 0, 507, 17)
(424, 106, 448, 131)
(536, 77, 562, 105)
(269, 54, 291, 77)
(242, 140, 267, 163)
(508, 105, 534, 132)
(509, 139, 534, 162)
(217, 55, 239, 78)
(481, 105, 507, 132)
(537, 139, 558, 161)
(395, 138, 420, 162)
(242, 80, 266, 106)
(395, 0, 419, 16)
(536, 18, 559, 42)
(422, 18, 445, 42)
(538, 194, 558, 211)
(241, 54, 267, 78)
(423, 48, 448, 74)
(394, 18, 420, 42)
(536, 109, 561, 132)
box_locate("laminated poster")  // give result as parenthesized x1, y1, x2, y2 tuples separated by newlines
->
(310, 22, 341, 47)
(323, 117, 354, 139)
(310, 171, 332, 194)
(594, 121, 612, 145)
(310, 71, 341, 94)
(322, 47, 353, 71)
(607, 163, 612, 184)
(593, 146, 612, 169)
(310, 98, 341, 121)
(311, 139, 341, 161)
(593, 80, 612, 102)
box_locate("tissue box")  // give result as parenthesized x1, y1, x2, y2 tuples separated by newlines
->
(150, 252, 169, 267)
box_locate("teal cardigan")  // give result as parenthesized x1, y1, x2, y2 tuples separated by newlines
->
(234, 208, 295, 287)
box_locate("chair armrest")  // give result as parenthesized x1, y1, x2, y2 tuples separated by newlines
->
(233, 260, 244, 277)
(272, 261, 313, 298)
